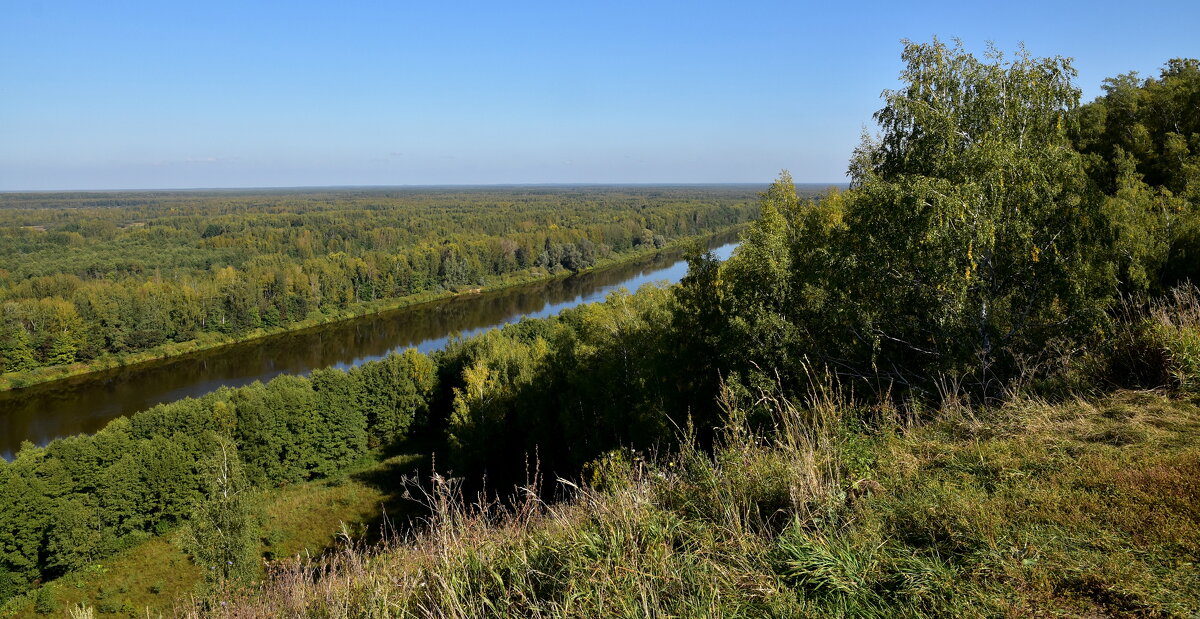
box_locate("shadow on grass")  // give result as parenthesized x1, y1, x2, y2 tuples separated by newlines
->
(347, 435, 445, 545)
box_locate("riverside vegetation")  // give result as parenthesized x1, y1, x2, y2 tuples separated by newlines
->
(0, 185, 760, 390)
(3, 40, 1200, 617)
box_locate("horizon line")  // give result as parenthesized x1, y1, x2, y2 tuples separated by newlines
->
(0, 181, 850, 194)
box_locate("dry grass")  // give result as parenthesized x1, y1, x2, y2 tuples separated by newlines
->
(1149, 285, 1200, 392)
(1078, 283, 1200, 394)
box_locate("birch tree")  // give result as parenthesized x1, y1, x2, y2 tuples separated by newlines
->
(845, 38, 1114, 391)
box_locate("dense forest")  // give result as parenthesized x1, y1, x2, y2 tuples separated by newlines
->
(2, 41, 1199, 616)
(0, 186, 759, 383)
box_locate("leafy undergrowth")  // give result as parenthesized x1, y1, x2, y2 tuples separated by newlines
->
(175, 389, 1200, 618)
(1, 453, 423, 618)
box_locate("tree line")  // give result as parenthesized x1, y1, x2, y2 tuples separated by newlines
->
(0, 186, 760, 375)
(0, 348, 436, 599)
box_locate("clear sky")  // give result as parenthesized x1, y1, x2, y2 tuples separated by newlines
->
(1, 0, 1197, 190)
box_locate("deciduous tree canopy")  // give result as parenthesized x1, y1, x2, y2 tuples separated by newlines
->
(0, 187, 759, 376)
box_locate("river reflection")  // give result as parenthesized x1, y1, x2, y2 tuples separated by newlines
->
(0, 238, 738, 459)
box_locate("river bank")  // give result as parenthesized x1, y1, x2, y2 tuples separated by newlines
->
(0, 230, 741, 458)
(0, 226, 743, 394)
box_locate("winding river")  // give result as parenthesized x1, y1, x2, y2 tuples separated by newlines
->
(0, 237, 738, 459)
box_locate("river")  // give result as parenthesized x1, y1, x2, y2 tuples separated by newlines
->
(0, 237, 738, 459)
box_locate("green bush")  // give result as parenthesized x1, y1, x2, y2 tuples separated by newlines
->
(0, 568, 23, 607)
(33, 584, 58, 614)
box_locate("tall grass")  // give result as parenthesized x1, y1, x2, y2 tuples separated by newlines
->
(1149, 284, 1200, 392)
(1073, 283, 1200, 395)
(170, 382, 849, 618)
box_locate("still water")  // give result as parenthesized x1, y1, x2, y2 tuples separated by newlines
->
(0, 238, 738, 459)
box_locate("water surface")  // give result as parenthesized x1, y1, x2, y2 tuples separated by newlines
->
(0, 239, 737, 459)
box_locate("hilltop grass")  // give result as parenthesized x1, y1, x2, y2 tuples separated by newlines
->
(176, 389, 1200, 618)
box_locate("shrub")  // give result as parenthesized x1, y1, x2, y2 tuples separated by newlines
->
(34, 584, 58, 614)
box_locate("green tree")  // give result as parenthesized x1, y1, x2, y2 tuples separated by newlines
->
(354, 349, 436, 446)
(702, 176, 852, 395)
(97, 452, 147, 536)
(33, 583, 58, 614)
(0, 321, 36, 372)
(233, 377, 316, 484)
(44, 498, 102, 575)
(140, 435, 203, 527)
(308, 368, 369, 473)
(1075, 58, 1200, 197)
(0, 454, 50, 598)
(1073, 58, 1200, 290)
(1100, 150, 1185, 292)
(842, 39, 1113, 391)
(183, 437, 259, 587)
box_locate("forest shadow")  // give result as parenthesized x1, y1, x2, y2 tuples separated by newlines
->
(347, 436, 444, 545)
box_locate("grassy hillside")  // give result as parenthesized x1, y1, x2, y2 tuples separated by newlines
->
(165, 388, 1198, 618)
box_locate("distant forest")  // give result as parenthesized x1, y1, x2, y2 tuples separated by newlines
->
(0, 186, 762, 378)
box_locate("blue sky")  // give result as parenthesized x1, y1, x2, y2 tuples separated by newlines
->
(1, 0, 1197, 190)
